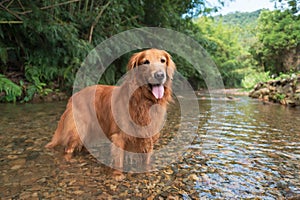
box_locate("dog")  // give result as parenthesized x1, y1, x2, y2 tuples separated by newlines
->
(45, 48, 176, 180)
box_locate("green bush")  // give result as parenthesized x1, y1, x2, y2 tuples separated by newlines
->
(0, 74, 22, 102)
(0, 0, 224, 102)
(241, 70, 270, 90)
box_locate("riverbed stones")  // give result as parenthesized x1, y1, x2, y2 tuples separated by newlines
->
(1, 94, 300, 199)
(10, 158, 26, 170)
(249, 74, 300, 106)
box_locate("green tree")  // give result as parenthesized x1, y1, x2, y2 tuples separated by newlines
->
(273, 0, 300, 14)
(252, 9, 300, 73)
(0, 0, 226, 102)
(195, 17, 254, 87)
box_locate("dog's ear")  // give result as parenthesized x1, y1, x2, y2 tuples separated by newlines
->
(165, 52, 176, 80)
(127, 52, 141, 70)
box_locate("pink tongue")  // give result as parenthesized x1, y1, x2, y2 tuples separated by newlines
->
(152, 85, 164, 99)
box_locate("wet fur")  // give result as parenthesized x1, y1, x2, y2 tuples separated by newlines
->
(45, 49, 175, 180)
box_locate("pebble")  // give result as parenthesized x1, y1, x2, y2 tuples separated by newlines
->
(37, 177, 47, 183)
(19, 192, 31, 199)
(10, 158, 26, 170)
(32, 192, 38, 197)
(188, 174, 199, 181)
(11, 165, 22, 170)
(110, 185, 117, 190)
(1, 100, 299, 199)
(73, 190, 84, 195)
(163, 168, 174, 175)
(7, 155, 18, 159)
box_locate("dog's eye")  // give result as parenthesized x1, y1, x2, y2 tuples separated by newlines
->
(161, 58, 166, 63)
(143, 60, 150, 65)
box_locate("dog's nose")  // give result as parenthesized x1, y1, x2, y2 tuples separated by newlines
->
(154, 71, 165, 82)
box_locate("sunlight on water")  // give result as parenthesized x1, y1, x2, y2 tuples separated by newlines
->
(0, 97, 299, 199)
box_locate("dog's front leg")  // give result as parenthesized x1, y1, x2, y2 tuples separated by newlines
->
(111, 134, 125, 181)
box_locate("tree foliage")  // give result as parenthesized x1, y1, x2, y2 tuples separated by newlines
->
(1, 0, 299, 102)
(251, 9, 300, 73)
(0, 0, 222, 102)
(194, 17, 255, 87)
(274, 0, 300, 14)
(249, 0, 300, 74)
(215, 10, 262, 28)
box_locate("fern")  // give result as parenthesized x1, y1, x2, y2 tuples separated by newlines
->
(0, 74, 22, 102)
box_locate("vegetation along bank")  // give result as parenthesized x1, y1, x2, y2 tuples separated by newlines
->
(0, 0, 299, 103)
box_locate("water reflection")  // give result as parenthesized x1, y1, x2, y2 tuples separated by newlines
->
(0, 97, 299, 199)
(197, 97, 300, 198)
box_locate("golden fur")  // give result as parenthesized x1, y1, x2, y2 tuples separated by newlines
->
(45, 48, 175, 180)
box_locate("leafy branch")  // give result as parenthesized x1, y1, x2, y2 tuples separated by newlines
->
(0, 0, 80, 24)
(88, 0, 111, 43)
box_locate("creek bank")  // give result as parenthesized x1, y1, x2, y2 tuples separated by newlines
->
(197, 88, 248, 96)
(249, 75, 300, 106)
(29, 92, 69, 103)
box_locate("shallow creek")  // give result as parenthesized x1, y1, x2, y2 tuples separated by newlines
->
(0, 95, 299, 199)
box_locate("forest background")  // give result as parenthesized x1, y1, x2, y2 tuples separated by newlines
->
(0, 0, 299, 102)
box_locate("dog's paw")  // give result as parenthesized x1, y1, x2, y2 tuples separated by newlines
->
(64, 153, 73, 162)
(113, 170, 125, 181)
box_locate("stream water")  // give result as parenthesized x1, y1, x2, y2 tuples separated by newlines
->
(0, 94, 299, 199)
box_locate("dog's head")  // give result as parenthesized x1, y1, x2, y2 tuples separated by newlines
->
(127, 48, 176, 100)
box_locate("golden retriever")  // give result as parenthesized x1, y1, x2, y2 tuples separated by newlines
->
(45, 48, 175, 180)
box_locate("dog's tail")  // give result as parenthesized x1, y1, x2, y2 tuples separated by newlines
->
(45, 109, 69, 149)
